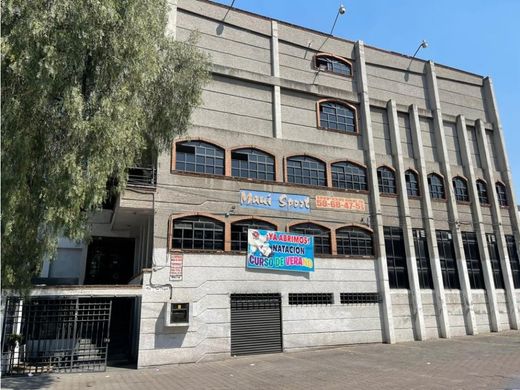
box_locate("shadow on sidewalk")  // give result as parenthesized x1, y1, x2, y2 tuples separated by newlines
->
(1, 375, 56, 390)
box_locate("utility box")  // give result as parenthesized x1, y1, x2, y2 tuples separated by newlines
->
(164, 302, 190, 327)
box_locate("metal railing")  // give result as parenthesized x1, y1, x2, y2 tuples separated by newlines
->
(127, 166, 156, 188)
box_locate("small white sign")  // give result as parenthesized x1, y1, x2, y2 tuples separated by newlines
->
(169, 252, 183, 281)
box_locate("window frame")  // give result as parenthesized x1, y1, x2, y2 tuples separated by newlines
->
(286, 155, 327, 187)
(461, 232, 485, 289)
(331, 160, 368, 192)
(413, 229, 434, 289)
(405, 169, 420, 197)
(174, 140, 225, 176)
(428, 173, 445, 200)
(486, 233, 505, 289)
(313, 53, 353, 77)
(335, 225, 374, 257)
(230, 218, 277, 252)
(452, 176, 470, 203)
(495, 181, 508, 207)
(505, 235, 520, 288)
(170, 215, 225, 251)
(384, 226, 409, 289)
(476, 179, 489, 205)
(289, 222, 331, 255)
(436, 230, 460, 289)
(377, 166, 397, 195)
(317, 99, 358, 134)
(230, 147, 276, 182)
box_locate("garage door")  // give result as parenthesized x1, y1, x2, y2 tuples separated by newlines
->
(230, 294, 282, 356)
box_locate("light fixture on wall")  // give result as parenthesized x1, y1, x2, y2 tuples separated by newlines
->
(329, 4, 347, 36)
(411, 40, 428, 59)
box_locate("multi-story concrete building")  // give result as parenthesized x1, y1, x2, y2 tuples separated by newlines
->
(3, 0, 520, 373)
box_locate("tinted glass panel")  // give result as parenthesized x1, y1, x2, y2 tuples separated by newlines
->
(172, 217, 224, 250)
(413, 229, 433, 289)
(384, 227, 409, 289)
(436, 230, 460, 289)
(336, 227, 373, 256)
(462, 232, 484, 289)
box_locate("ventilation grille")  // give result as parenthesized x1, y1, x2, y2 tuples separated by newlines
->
(288, 293, 334, 305)
(340, 292, 381, 304)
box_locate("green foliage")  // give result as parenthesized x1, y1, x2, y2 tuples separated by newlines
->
(1, 0, 210, 291)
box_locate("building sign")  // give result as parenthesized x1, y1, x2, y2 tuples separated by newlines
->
(247, 229, 314, 273)
(170, 252, 183, 281)
(240, 190, 310, 214)
(315, 195, 366, 211)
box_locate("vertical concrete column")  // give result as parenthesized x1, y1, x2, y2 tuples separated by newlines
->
(355, 41, 395, 344)
(271, 21, 283, 139)
(476, 119, 520, 329)
(387, 100, 425, 340)
(425, 61, 477, 335)
(167, 0, 178, 39)
(409, 104, 450, 338)
(456, 115, 500, 332)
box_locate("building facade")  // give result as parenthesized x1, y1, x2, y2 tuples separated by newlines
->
(4, 0, 520, 372)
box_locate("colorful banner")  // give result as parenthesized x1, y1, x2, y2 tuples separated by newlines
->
(315, 195, 366, 211)
(246, 229, 314, 273)
(240, 190, 310, 214)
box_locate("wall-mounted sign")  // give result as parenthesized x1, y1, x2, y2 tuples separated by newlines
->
(315, 195, 366, 211)
(240, 190, 310, 214)
(247, 229, 314, 273)
(170, 252, 183, 281)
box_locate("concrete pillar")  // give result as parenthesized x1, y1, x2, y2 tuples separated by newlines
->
(355, 41, 395, 344)
(409, 104, 450, 338)
(475, 119, 520, 329)
(387, 100, 426, 340)
(425, 61, 477, 335)
(271, 21, 283, 139)
(456, 115, 500, 332)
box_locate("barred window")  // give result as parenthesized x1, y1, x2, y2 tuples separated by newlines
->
(286, 156, 326, 186)
(453, 176, 469, 202)
(172, 216, 224, 250)
(506, 235, 520, 288)
(319, 101, 356, 133)
(413, 229, 433, 289)
(476, 180, 489, 205)
(315, 54, 352, 77)
(336, 227, 373, 256)
(405, 169, 420, 197)
(486, 234, 505, 289)
(289, 293, 334, 305)
(331, 162, 368, 191)
(175, 141, 224, 175)
(436, 230, 460, 289)
(290, 223, 330, 255)
(231, 148, 275, 181)
(231, 219, 276, 252)
(496, 182, 508, 206)
(428, 173, 445, 200)
(384, 227, 409, 289)
(377, 166, 397, 194)
(462, 232, 485, 289)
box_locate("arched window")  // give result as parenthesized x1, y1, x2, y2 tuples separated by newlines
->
(171, 216, 224, 250)
(377, 166, 397, 194)
(175, 141, 224, 175)
(318, 101, 356, 133)
(405, 169, 420, 197)
(314, 54, 352, 77)
(331, 161, 367, 191)
(231, 219, 276, 252)
(452, 176, 469, 202)
(286, 156, 326, 186)
(336, 226, 373, 256)
(231, 148, 275, 181)
(289, 223, 331, 255)
(495, 182, 508, 206)
(428, 173, 445, 199)
(476, 179, 489, 205)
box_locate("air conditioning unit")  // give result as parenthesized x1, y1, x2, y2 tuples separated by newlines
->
(164, 302, 190, 327)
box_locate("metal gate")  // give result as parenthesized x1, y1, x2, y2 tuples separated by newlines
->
(1, 297, 111, 375)
(230, 294, 282, 356)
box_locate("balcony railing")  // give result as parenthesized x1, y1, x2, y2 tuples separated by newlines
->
(127, 166, 157, 188)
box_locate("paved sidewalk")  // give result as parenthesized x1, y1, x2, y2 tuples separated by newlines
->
(2, 331, 520, 390)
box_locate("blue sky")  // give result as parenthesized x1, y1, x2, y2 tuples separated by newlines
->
(212, 0, 520, 201)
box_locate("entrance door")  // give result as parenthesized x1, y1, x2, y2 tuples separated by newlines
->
(85, 237, 135, 284)
(230, 294, 282, 356)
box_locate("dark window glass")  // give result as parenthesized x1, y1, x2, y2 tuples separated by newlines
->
(231, 148, 275, 181)
(436, 230, 460, 289)
(331, 162, 368, 191)
(286, 156, 326, 186)
(319, 102, 356, 133)
(476, 180, 489, 205)
(175, 141, 224, 175)
(462, 232, 485, 289)
(428, 174, 445, 199)
(315, 55, 352, 77)
(453, 177, 469, 202)
(384, 227, 409, 289)
(172, 216, 224, 250)
(377, 167, 397, 194)
(496, 182, 508, 206)
(405, 170, 420, 197)
(336, 227, 373, 256)
(506, 235, 520, 288)
(413, 229, 433, 289)
(290, 223, 330, 255)
(231, 219, 276, 252)
(487, 234, 505, 289)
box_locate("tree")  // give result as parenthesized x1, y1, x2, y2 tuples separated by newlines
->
(1, 0, 210, 291)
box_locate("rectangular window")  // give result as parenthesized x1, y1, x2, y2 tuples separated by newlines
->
(506, 235, 520, 288)
(461, 232, 485, 289)
(413, 229, 434, 289)
(288, 293, 334, 305)
(436, 230, 460, 289)
(486, 234, 505, 289)
(340, 293, 381, 304)
(384, 227, 409, 289)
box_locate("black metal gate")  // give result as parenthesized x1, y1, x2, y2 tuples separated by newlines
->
(230, 294, 282, 356)
(1, 297, 111, 375)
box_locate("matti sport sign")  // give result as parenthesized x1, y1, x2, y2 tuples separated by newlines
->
(246, 229, 314, 273)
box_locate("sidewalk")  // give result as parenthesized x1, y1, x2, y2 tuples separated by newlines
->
(2, 331, 520, 390)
